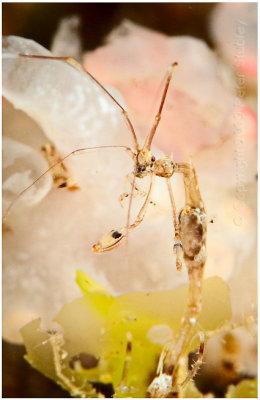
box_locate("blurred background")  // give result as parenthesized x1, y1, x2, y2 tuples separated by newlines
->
(2, 2, 257, 398)
(3, 3, 216, 51)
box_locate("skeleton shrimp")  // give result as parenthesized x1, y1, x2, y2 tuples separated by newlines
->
(3, 53, 207, 396)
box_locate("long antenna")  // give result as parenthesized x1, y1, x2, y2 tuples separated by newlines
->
(3, 145, 131, 221)
(19, 54, 139, 150)
(143, 62, 178, 150)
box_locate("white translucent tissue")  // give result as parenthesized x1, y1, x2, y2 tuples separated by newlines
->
(3, 27, 257, 343)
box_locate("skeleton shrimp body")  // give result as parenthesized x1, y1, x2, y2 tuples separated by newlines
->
(148, 162, 207, 397)
(3, 50, 207, 396)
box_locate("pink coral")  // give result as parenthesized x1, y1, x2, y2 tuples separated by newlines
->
(84, 20, 256, 159)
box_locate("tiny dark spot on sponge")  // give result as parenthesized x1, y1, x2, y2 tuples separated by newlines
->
(69, 353, 99, 370)
(126, 340, 132, 353)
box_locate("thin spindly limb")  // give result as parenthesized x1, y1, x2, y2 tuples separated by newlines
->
(128, 173, 155, 230)
(124, 158, 138, 251)
(144, 62, 178, 150)
(92, 173, 155, 252)
(3, 145, 133, 221)
(166, 178, 183, 271)
(19, 54, 139, 151)
(176, 332, 205, 394)
(166, 178, 179, 236)
(116, 332, 133, 394)
(119, 173, 147, 208)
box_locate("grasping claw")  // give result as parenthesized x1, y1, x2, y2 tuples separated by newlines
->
(92, 229, 126, 253)
(173, 240, 184, 271)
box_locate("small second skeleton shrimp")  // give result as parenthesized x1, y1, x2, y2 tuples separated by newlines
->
(41, 143, 80, 191)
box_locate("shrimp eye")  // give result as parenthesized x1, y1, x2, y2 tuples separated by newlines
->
(58, 182, 67, 188)
(111, 231, 122, 239)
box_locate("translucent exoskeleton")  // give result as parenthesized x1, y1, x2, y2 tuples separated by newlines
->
(3, 37, 207, 396)
(4, 55, 182, 261)
(148, 163, 207, 396)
